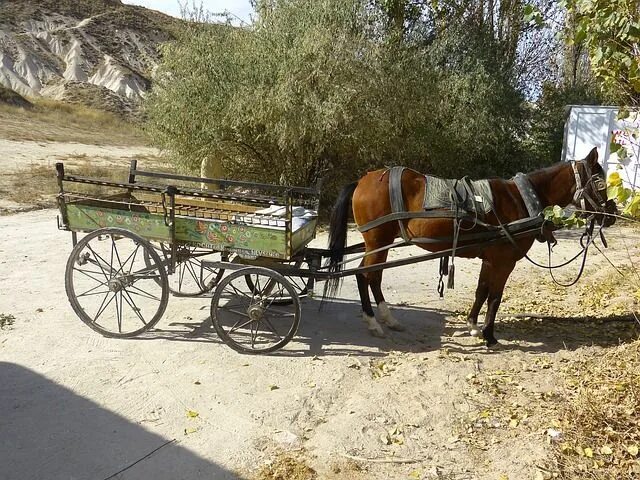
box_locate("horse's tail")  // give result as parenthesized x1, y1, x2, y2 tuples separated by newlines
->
(323, 181, 358, 299)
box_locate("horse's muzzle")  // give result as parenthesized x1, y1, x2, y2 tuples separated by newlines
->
(597, 199, 617, 227)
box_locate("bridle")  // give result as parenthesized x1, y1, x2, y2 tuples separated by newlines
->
(570, 159, 609, 214)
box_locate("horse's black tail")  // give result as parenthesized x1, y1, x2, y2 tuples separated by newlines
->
(323, 181, 358, 299)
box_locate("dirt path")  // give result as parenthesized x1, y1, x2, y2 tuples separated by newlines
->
(0, 210, 638, 480)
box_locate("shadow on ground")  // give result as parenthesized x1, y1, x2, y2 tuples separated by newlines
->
(442, 314, 639, 355)
(132, 297, 447, 358)
(0, 362, 242, 480)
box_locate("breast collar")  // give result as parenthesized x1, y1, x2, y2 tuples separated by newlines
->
(512, 173, 542, 217)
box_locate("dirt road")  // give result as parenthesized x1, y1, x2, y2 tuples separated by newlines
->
(1, 209, 638, 480)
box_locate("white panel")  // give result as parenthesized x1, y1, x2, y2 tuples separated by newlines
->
(570, 110, 609, 160)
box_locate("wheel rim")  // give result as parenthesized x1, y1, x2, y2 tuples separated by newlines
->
(66, 230, 168, 336)
(212, 268, 300, 353)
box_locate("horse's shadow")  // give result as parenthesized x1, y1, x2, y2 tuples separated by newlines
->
(134, 297, 448, 357)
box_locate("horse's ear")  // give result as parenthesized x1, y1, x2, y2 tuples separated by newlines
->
(585, 147, 599, 168)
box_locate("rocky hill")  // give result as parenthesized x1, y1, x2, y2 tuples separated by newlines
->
(0, 0, 182, 115)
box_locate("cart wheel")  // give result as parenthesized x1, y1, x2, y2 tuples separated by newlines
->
(145, 243, 225, 296)
(65, 228, 169, 337)
(211, 267, 301, 354)
(244, 260, 311, 306)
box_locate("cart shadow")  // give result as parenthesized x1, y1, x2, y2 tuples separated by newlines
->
(0, 362, 242, 479)
(441, 314, 639, 355)
(137, 298, 447, 358)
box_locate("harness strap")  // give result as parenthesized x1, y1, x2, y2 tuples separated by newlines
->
(513, 173, 543, 216)
(388, 166, 410, 241)
(571, 161, 586, 211)
(358, 210, 491, 233)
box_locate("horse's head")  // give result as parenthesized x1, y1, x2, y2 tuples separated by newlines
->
(571, 147, 617, 227)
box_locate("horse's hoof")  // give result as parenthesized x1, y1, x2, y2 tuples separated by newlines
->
(485, 339, 500, 349)
(368, 327, 385, 338)
(469, 328, 482, 338)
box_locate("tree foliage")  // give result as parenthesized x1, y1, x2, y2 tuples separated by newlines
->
(564, 0, 640, 107)
(145, 0, 530, 196)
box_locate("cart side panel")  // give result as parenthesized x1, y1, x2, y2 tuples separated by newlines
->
(66, 204, 172, 242)
(291, 218, 318, 255)
(66, 203, 292, 259)
(174, 216, 287, 259)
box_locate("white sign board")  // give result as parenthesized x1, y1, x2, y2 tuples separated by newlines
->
(562, 105, 640, 189)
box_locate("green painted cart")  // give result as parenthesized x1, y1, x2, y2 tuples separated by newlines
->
(57, 161, 321, 353)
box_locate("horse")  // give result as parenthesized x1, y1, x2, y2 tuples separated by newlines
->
(325, 148, 616, 347)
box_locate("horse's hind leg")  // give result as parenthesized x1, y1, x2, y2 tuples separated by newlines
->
(369, 270, 405, 331)
(356, 267, 385, 337)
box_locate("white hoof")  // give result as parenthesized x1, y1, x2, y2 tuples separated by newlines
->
(377, 302, 405, 331)
(363, 313, 385, 338)
(469, 327, 482, 338)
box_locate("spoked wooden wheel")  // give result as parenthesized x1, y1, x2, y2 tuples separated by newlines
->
(65, 228, 169, 337)
(146, 244, 225, 296)
(211, 267, 301, 354)
(244, 260, 311, 306)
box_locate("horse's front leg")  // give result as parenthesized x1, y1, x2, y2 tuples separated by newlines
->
(481, 261, 516, 347)
(467, 260, 490, 337)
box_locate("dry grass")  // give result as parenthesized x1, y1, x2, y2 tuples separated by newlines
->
(255, 453, 317, 480)
(553, 341, 640, 479)
(0, 162, 130, 212)
(0, 99, 146, 146)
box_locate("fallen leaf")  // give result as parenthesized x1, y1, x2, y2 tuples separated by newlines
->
(584, 447, 594, 458)
(408, 470, 421, 479)
(600, 445, 613, 455)
(627, 445, 639, 456)
(184, 427, 198, 435)
(186, 410, 199, 418)
(269, 385, 279, 391)
(509, 419, 519, 428)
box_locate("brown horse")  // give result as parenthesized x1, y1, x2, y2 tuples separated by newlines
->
(326, 148, 615, 346)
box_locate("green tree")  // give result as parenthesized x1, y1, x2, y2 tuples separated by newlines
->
(145, 0, 530, 195)
(564, 0, 640, 106)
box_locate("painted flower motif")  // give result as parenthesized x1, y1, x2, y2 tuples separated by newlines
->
(132, 215, 139, 222)
(96, 210, 104, 217)
(107, 215, 113, 223)
(226, 235, 234, 243)
(221, 225, 228, 233)
(196, 220, 207, 233)
(207, 231, 221, 242)
(115, 215, 124, 224)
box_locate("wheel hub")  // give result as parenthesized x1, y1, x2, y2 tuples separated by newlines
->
(247, 304, 265, 321)
(108, 278, 124, 292)
(108, 275, 133, 292)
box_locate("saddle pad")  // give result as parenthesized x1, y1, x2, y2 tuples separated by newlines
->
(422, 175, 493, 215)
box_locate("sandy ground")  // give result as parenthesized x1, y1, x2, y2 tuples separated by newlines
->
(1, 207, 638, 480)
